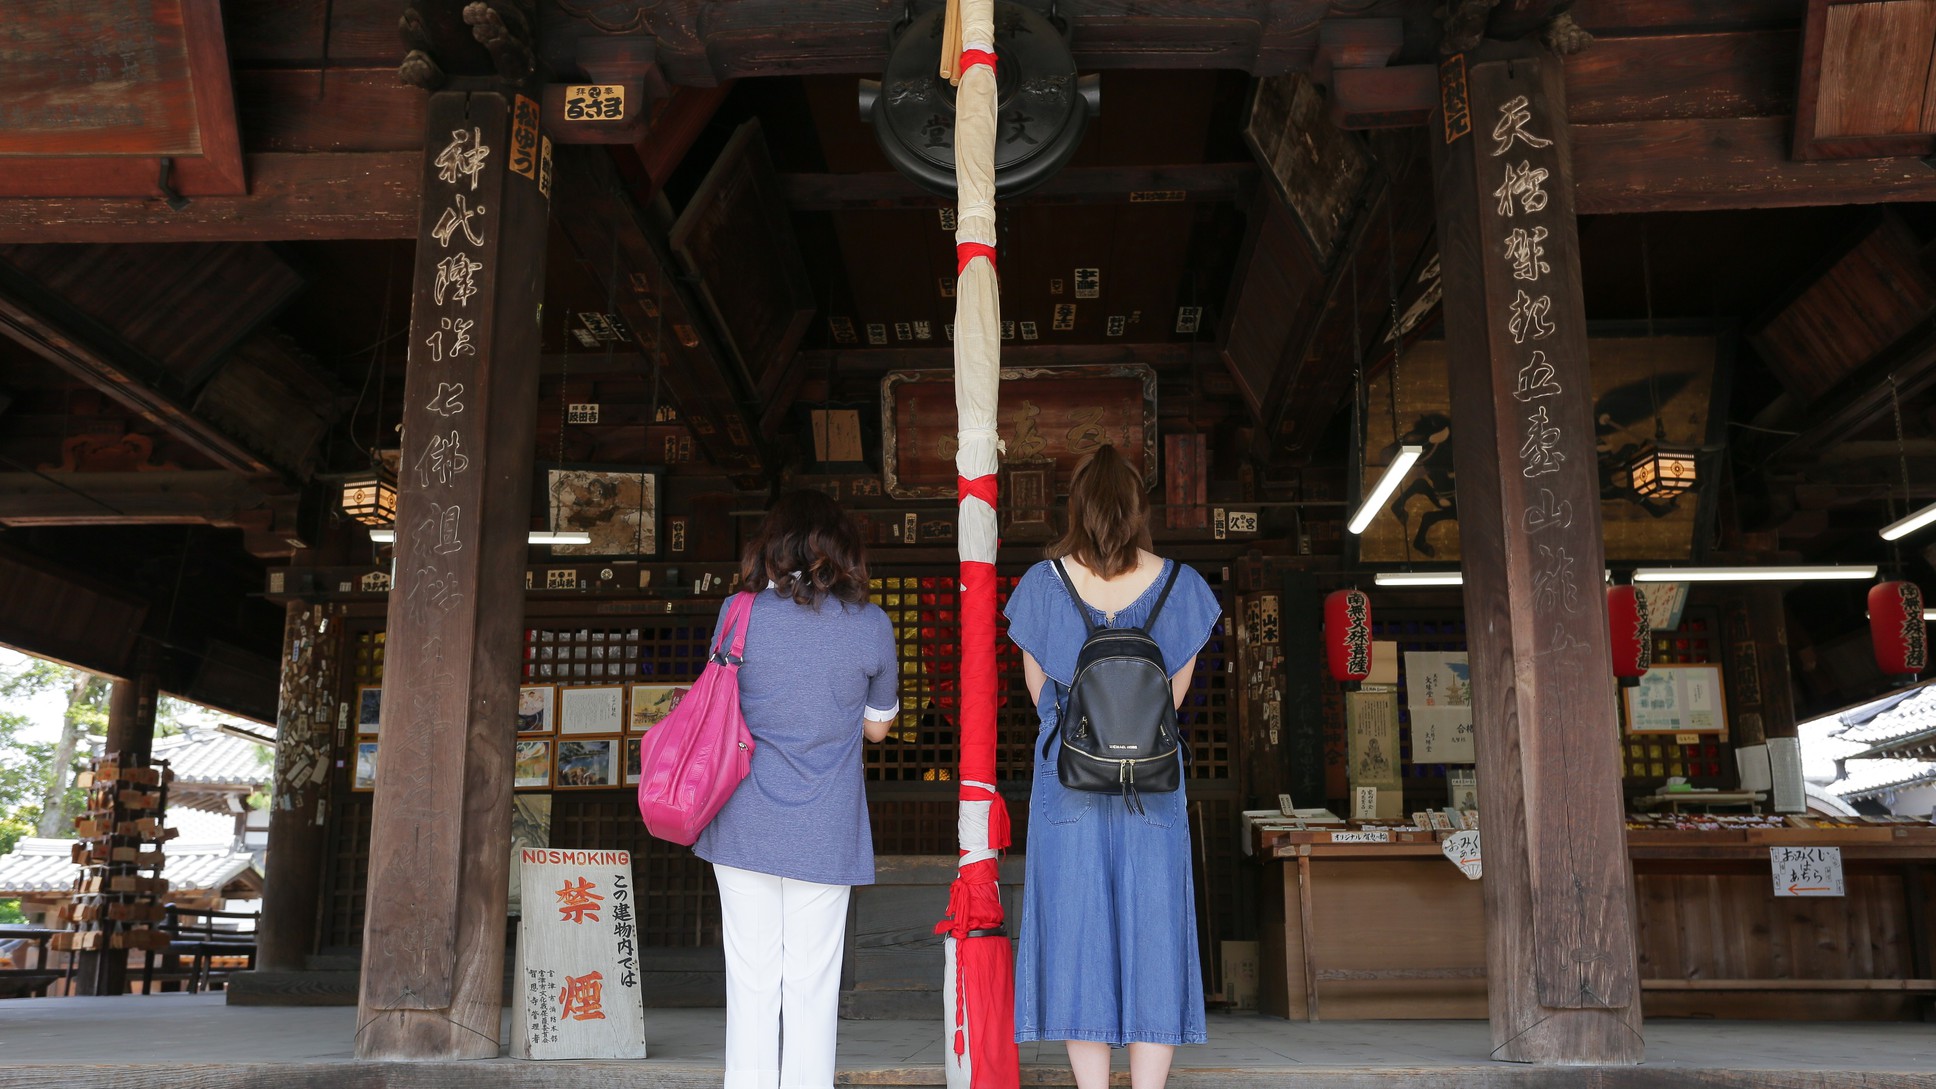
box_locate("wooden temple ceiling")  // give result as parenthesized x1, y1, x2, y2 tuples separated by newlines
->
(0, 0, 1934, 714)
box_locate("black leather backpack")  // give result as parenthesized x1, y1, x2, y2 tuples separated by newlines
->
(1041, 558, 1185, 813)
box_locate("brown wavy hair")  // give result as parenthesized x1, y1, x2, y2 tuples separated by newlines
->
(740, 490, 870, 606)
(1046, 444, 1151, 579)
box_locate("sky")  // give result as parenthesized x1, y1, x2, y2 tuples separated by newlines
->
(0, 647, 81, 745)
(0, 646, 230, 745)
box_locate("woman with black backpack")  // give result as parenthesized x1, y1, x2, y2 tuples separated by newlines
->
(1004, 444, 1223, 1089)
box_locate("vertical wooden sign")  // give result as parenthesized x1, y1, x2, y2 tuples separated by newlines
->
(1430, 48, 1641, 1063)
(513, 849, 649, 1060)
(358, 90, 550, 1060)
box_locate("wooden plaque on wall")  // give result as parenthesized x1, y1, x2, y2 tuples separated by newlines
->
(880, 364, 1157, 500)
(0, 0, 244, 196)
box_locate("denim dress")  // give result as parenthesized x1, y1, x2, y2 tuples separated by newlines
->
(1004, 558, 1222, 1047)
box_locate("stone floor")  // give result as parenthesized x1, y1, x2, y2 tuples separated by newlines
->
(1, 994, 1933, 1087)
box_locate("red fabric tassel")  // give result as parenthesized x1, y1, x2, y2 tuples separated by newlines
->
(956, 241, 998, 274)
(987, 792, 1011, 852)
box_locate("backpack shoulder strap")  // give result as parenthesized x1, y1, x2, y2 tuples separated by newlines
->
(1049, 559, 1098, 635)
(1141, 560, 1184, 632)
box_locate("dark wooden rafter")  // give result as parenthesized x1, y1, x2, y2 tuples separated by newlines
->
(800, 343, 1198, 372)
(780, 163, 1259, 210)
(0, 263, 275, 475)
(0, 469, 294, 529)
(544, 0, 1346, 86)
(553, 145, 770, 484)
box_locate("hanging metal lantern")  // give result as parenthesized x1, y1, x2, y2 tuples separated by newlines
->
(858, 1, 1100, 199)
(1626, 442, 1700, 500)
(1869, 581, 1927, 679)
(1607, 584, 1652, 687)
(1324, 589, 1373, 687)
(340, 474, 398, 527)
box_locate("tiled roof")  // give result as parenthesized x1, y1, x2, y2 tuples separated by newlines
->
(1829, 758, 1936, 802)
(1834, 682, 1936, 756)
(141, 725, 274, 788)
(0, 837, 261, 898)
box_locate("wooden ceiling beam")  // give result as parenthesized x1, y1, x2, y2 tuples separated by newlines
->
(1769, 315, 1936, 466)
(0, 266, 276, 476)
(1571, 116, 1936, 214)
(0, 471, 292, 528)
(552, 1, 1339, 86)
(798, 343, 1199, 372)
(780, 163, 1258, 210)
(0, 152, 419, 244)
(552, 146, 771, 484)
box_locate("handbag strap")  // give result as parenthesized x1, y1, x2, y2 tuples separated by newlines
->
(711, 592, 755, 665)
(1142, 560, 1183, 632)
(1048, 559, 1097, 635)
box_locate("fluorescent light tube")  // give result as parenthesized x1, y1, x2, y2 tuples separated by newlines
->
(1880, 500, 1936, 542)
(1374, 571, 1464, 587)
(368, 528, 594, 546)
(1348, 445, 1425, 535)
(1631, 565, 1877, 583)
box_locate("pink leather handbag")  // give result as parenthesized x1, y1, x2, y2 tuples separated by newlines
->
(635, 592, 757, 845)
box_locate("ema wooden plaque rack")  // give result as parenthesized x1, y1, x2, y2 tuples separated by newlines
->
(52, 754, 175, 954)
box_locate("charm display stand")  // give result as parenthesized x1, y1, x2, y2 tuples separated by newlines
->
(54, 753, 176, 991)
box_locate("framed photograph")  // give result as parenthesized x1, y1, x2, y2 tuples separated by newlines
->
(559, 685, 626, 735)
(356, 685, 383, 735)
(1623, 663, 1729, 737)
(516, 685, 556, 734)
(544, 466, 663, 556)
(514, 739, 552, 790)
(624, 735, 643, 786)
(629, 684, 690, 732)
(352, 742, 379, 791)
(555, 738, 620, 789)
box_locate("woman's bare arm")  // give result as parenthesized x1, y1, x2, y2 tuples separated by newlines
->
(1170, 655, 1198, 708)
(1022, 651, 1046, 706)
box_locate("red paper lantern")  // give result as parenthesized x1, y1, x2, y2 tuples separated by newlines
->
(1325, 589, 1372, 685)
(1607, 584, 1652, 687)
(1869, 581, 1927, 678)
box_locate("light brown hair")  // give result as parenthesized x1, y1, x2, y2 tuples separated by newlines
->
(1047, 444, 1150, 579)
(739, 490, 870, 606)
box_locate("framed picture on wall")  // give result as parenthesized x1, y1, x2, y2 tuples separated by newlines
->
(514, 739, 552, 790)
(624, 735, 643, 786)
(356, 686, 383, 735)
(516, 685, 556, 734)
(353, 742, 379, 791)
(629, 684, 689, 732)
(555, 738, 620, 789)
(1623, 663, 1729, 736)
(543, 466, 664, 557)
(559, 684, 626, 735)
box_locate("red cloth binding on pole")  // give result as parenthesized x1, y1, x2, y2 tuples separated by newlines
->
(956, 242, 998, 275)
(958, 474, 998, 507)
(958, 559, 998, 790)
(959, 48, 997, 74)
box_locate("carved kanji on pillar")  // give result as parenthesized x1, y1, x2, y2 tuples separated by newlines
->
(1431, 47, 1642, 1064)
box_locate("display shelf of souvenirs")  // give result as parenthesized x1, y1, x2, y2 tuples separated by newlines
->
(1623, 811, 1936, 849)
(1248, 808, 1483, 857)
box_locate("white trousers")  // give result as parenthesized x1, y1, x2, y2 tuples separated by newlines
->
(714, 862, 852, 1089)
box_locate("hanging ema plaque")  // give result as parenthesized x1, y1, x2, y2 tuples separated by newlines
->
(512, 848, 649, 1060)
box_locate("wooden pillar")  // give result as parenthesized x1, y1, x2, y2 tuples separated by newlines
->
(74, 653, 160, 996)
(355, 89, 549, 1059)
(256, 602, 337, 972)
(1429, 46, 1643, 1063)
(1722, 588, 1798, 746)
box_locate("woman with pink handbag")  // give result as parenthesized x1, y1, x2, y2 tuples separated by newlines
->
(692, 491, 898, 1089)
